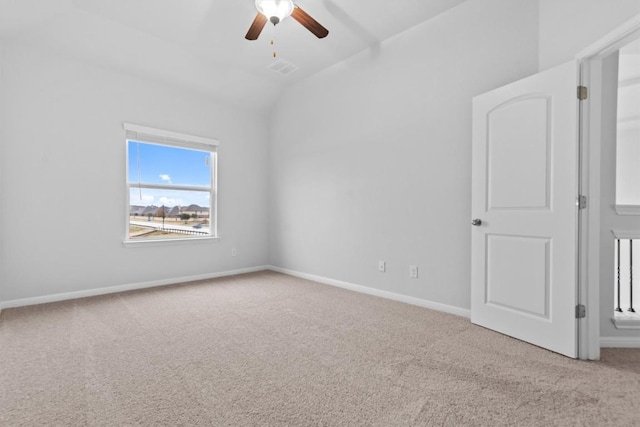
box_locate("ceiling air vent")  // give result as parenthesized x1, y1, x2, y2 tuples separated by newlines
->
(267, 59, 299, 76)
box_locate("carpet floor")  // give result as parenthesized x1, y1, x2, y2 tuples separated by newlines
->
(0, 271, 638, 426)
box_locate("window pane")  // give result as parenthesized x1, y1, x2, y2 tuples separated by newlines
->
(129, 188, 212, 240)
(128, 140, 212, 187)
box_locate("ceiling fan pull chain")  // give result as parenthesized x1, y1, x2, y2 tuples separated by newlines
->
(270, 25, 277, 58)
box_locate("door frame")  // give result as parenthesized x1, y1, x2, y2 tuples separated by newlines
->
(576, 14, 640, 360)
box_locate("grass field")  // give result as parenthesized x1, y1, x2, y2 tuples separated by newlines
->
(128, 215, 211, 239)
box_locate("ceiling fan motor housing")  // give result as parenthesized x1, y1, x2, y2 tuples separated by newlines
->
(255, 0, 294, 23)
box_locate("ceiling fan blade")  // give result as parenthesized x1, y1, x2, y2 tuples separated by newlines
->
(291, 5, 329, 38)
(245, 13, 268, 40)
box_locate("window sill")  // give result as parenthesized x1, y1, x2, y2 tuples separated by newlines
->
(612, 311, 640, 330)
(123, 236, 220, 248)
(615, 205, 640, 216)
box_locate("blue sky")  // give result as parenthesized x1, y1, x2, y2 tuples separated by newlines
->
(128, 140, 212, 207)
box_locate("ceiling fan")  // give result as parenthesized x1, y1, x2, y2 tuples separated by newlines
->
(245, 0, 329, 41)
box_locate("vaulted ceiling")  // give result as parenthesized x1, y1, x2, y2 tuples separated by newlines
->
(0, 0, 467, 112)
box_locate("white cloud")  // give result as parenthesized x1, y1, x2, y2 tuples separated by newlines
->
(130, 191, 154, 204)
(159, 196, 178, 206)
(159, 174, 172, 184)
(129, 188, 208, 208)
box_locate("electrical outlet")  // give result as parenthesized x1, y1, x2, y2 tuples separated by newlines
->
(378, 261, 386, 272)
(231, 248, 237, 257)
(409, 265, 418, 278)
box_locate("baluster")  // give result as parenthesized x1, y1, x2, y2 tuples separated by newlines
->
(616, 239, 623, 312)
(629, 240, 635, 313)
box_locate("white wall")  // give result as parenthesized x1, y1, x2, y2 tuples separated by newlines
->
(0, 42, 4, 306)
(538, 0, 640, 71)
(0, 42, 270, 303)
(616, 127, 640, 204)
(268, 0, 539, 310)
(616, 49, 640, 205)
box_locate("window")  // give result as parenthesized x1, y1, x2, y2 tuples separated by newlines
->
(124, 123, 218, 242)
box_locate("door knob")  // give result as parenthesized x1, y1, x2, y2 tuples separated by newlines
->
(471, 219, 482, 226)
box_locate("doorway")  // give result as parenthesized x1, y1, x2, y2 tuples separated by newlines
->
(577, 14, 640, 359)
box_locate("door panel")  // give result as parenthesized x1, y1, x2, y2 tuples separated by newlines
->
(487, 97, 551, 210)
(486, 235, 550, 319)
(471, 60, 579, 358)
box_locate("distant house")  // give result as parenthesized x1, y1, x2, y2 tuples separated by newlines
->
(129, 205, 147, 216)
(141, 205, 159, 216)
(129, 204, 207, 218)
(183, 204, 209, 218)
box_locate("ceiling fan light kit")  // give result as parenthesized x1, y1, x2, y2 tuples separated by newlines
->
(245, 0, 329, 41)
(255, 0, 294, 25)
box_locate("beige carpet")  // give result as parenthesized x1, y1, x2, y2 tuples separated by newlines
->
(0, 271, 638, 426)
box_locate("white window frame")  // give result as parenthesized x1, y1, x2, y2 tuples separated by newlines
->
(123, 123, 219, 246)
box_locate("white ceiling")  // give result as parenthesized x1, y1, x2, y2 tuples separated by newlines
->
(0, 0, 467, 112)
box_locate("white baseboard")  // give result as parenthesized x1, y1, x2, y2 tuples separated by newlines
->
(8, 265, 634, 351)
(0, 266, 269, 310)
(12, 265, 635, 350)
(0, 264, 467, 320)
(600, 336, 640, 348)
(268, 266, 471, 319)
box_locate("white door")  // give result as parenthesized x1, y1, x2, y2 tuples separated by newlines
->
(471, 61, 579, 358)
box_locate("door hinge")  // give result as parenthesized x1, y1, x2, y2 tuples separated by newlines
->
(578, 195, 587, 209)
(577, 86, 588, 100)
(576, 304, 586, 319)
